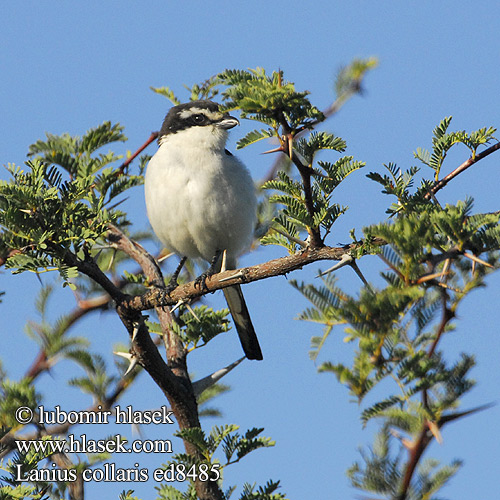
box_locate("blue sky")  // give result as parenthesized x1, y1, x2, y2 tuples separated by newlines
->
(1, 1, 500, 499)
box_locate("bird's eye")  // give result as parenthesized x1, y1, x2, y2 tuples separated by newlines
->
(191, 114, 206, 125)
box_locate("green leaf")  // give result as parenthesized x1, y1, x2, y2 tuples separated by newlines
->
(237, 128, 274, 149)
(150, 86, 181, 105)
(361, 395, 404, 425)
(295, 131, 346, 165)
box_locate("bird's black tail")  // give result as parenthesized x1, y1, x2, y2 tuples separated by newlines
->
(223, 285, 263, 360)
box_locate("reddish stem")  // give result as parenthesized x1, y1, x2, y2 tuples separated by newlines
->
(426, 141, 500, 198)
(117, 131, 159, 173)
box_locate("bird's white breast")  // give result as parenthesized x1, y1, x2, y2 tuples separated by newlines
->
(144, 126, 257, 265)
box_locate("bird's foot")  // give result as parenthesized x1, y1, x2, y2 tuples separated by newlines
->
(194, 268, 214, 292)
(157, 286, 173, 309)
(166, 256, 187, 291)
(195, 250, 222, 292)
(157, 257, 187, 308)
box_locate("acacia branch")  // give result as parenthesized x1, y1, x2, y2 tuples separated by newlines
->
(428, 290, 452, 358)
(116, 131, 159, 174)
(24, 294, 110, 381)
(121, 241, 375, 312)
(106, 225, 223, 500)
(25, 242, 170, 382)
(59, 242, 188, 404)
(106, 225, 188, 370)
(397, 290, 452, 500)
(262, 78, 364, 184)
(290, 149, 324, 247)
(396, 426, 433, 500)
(426, 141, 500, 198)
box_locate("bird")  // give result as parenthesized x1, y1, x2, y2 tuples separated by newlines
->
(144, 100, 263, 360)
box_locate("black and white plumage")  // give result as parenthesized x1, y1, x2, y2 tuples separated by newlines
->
(144, 100, 263, 360)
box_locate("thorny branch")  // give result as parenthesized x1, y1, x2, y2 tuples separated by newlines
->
(397, 290, 452, 500)
(24, 294, 110, 381)
(3, 108, 499, 499)
(116, 131, 159, 175)
(120, 240, 374, 312)
(101, 225, 224, 500)
(426, 141, 500, 198)
(262, 75, 364, 184)
(393, 140, 500, 498)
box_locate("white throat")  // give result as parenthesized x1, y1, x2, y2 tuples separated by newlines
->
(158, 125, 229, 151)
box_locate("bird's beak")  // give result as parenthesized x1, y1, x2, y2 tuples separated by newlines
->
(216, 114, 239, 130)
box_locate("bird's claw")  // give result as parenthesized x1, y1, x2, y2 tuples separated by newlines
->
(195, 269, 213, 292)
(165, 276, 179, 294)
(157, 256, 187, 308)
(194, 250, 221, 291)
(157, 279, 179, 309)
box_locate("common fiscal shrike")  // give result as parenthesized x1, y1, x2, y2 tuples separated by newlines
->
(144, 100, 263, 360)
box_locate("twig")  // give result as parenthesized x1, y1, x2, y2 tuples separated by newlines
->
(24, 294, 110, 381)
(116, 131, 159, 174)
(104, 225, 223, 499)
(121, 240, 384, 312)
(425, 141, 500, 199)
(261, 84, 361, 184)
(288, 147, 323, 247)
(428, 290, 452, 357)
(396, 425, 433, 500)
(397, 290, 452, 499)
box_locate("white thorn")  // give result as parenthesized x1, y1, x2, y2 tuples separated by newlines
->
(192, 357, 245, 399)
(106, 249, 116, 271)
(114, 351, 133, 360)
(185, 303, 200, 322)
(221, 249, 227, 272)
(272, 227, 307, 248)
(219, 270, 246, 283)
(170, 299, 185, 313)
(131, 422, 143, 437)
(158, 252, 175, 263)
(131, 322, 140, 341)
(261, 146, 284, 155)
(171, 299, 198, 319)
(316, 254, 354, 277)
(113, 351, 138, 376)
(350, 260, 373, 292)
(124, 358, 138, 376)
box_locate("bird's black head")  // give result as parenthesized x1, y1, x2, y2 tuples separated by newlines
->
(158, 100, 239, 141)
